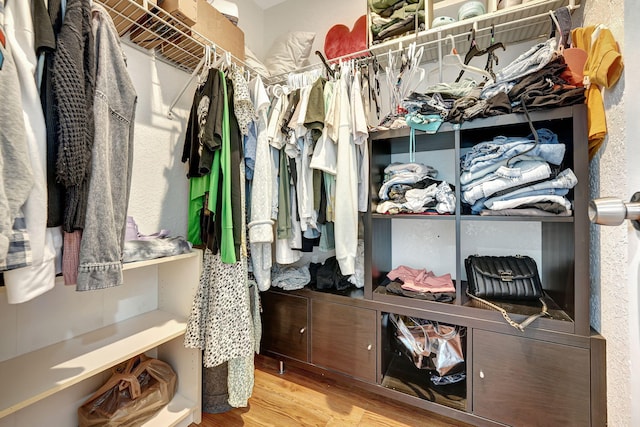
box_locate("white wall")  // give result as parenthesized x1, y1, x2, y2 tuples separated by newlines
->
(122, 43, 192, 238)
(624, 1, 640, 424)
(576, 0, 629, 425)
(234, 0, 267, 58)
(262, 0, 366, 64)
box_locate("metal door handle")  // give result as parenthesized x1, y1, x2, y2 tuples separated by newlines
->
(299, 327, 306, 334)
(589, 192, 640, 229)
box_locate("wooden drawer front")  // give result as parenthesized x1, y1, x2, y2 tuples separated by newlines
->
(473, 329, 590, 426)
(311, 301, 377, 383)
(261, 292, 309, 362)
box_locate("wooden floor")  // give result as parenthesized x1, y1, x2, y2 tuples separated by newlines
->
(193, 355, 472, 427)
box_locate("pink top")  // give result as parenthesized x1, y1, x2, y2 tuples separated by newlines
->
(387, 265, 455, 293)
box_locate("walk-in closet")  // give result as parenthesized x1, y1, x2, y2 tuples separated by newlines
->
(0, 0, 635, 425)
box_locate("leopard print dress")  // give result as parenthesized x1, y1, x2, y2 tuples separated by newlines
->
(184, 249, 254, 368)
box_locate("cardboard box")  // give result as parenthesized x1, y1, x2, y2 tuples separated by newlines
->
(191, 0, 244, 61)
(159, 0, 198, 26)
(102, 0, 157, 37)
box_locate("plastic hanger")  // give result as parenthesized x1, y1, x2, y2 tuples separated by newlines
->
(443, 35, 492, 81)
(197, 45, 213, 85)
(483, 25, 505, 80)
(455, 29, 483, 82)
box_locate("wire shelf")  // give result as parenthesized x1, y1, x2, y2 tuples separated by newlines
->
(266, 0, 581, 82)
(98, 0, 580, 84)
(96, 0, 261, 76)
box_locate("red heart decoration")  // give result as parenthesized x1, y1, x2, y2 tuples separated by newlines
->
(324, 15, 368, 60)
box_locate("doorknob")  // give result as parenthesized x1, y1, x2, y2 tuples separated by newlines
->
(589, 192, 640, 230)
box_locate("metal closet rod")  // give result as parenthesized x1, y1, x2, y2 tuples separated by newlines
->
(167, 43, 265, 118)
(98, 0, 265, 118)
(266, 3, 580, 83)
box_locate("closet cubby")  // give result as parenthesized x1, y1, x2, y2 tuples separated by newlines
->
(262, 105, 605, 426)
(380, 312, 467, 412)
(0, 250, 202, 427)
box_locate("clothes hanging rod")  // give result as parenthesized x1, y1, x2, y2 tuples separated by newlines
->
(265, 2, 580, 84)
(95, 0, 267, 118)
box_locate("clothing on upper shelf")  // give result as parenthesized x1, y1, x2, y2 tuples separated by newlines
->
(460, 129, 577, 216)
(369, 0, 425, 44)
(377, 162, 454, 215)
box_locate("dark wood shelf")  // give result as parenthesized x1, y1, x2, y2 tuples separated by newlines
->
(368, 106, 578, 141)
(381, 355, 467, 412)
(459, 215, 574, 223)
(372, 213, 456, 220)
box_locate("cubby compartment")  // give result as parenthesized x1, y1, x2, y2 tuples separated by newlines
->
(371, 218, 457, 304)
(380, 312, 467, 411)
(459, 220, 576, 332)
(369, 126, 459, 305)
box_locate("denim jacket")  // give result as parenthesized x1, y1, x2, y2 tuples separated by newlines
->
(77, 4, 137, 291)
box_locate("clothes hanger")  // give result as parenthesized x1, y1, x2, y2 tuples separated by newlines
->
(443, 34, 492, 81)
(483, 25, 505, 80)
(455, 28, 483, 82)
(315, 51, 335, 79)
(197, 45, 213, 85)
(455, 28, 505, 82)
(549, 10, 563, 52)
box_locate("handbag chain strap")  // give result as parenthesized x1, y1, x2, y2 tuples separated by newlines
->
(465, 291, 550, 332)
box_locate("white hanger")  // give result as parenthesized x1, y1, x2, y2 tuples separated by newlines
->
(549, 10, 564, 52)
(197, 45, 213, 85)
(591, 23, 607, 44)
(443, 35, 492, 80)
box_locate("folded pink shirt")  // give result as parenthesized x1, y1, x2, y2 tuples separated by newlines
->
(387, 265, 455, 293)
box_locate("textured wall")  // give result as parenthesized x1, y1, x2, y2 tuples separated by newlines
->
(122, 44, 192, 239)
(579, 0, 629, 425)
(262, 0, 365, 64)
(623, 0, 640, 424)
(235, 0, 267, 58)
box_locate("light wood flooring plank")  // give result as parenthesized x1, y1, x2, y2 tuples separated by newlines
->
(193, 356, 471, 427)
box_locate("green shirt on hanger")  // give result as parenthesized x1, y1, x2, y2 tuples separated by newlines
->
(214, 69, 236, 264)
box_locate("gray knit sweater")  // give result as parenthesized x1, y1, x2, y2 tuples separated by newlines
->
(51, 0, 95, 231)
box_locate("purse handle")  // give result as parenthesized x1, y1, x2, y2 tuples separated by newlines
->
(466, 290, 550, 331)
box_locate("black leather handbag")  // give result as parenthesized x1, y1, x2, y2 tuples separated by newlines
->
(465, 255, 549, 331)
(465, 255, 543, 300)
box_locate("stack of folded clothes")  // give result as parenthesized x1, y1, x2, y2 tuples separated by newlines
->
(377, 162, 455, 214)
(393, 41, 585, 126)
(460, 129, 578, 216)
(369, 0, 425, 44)
(383, 264, 456, 303)
(123, 217, 192, 263)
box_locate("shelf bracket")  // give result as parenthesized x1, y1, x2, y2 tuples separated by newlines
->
(167, 54, 207, 119)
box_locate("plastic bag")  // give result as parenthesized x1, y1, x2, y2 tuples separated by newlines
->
(389, 313, 464, 377)
(78, 354, 177, 427)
